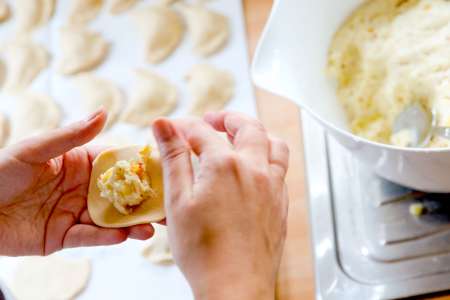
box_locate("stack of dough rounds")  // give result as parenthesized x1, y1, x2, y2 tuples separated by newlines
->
(2, 39, 50, 93)
(75, 74, 123, 129)
(132, 4, 184, 64)
(186, 64, 235, 116)
(181, 3, 230, 57)
(87, 145, 165, 228)
(15, 0, 56, 32)
(58, 27, 110, 75)
(68, 0, 104, 25)
(10, 93, 61, 143)
(123, 69, 178, 126)
(141, 224, 174, 265)
(11, 256, 91, 300)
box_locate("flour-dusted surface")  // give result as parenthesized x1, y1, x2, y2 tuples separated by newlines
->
(0, 1, 255, 299)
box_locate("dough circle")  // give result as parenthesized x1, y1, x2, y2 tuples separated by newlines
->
(141, 224, 174, 264)
(10, 256, 91, 300)
(68, 0, 104, 25)
(88, 146, 165, 228)
(109, 0, 138, 14)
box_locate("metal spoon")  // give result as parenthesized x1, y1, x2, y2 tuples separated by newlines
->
(393, 103, 450, 148)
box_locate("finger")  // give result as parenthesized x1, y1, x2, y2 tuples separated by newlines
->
(128, 224, 155, 240)
(79, 210, 95, 225)
(153, 118, 194, 203)
(269, 136, 290, 180)
(158, 219, 167, 226)
(205, 111, 269, 163)
(62, 224, 128, 248)
(174, 118, 232, 157)
(12, 109, 107, 163)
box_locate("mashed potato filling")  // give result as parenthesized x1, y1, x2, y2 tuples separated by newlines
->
(97, 146, 156, 215)
(328, 0, 450, 147)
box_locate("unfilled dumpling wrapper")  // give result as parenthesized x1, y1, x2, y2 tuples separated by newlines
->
(88, 145, 165, 228)
(11, 256, 91, 300)
(0, 0, 10, 23)
(10, 93, 61, 143)
(75, 74, 122, 129)
(109, 0, 138, 14)
(0, 113, 10, 147)
(122, 70, 178, 126)
(58, 27, 110, 75)
(132, 5, 184, 64)
(15, 0, 56, 32)
(141, 224, 174, 265)
(68, 0, 104, 25)
(186, 64, 234, 115)
(3, 39, 50, 93)
(180, 4, 229, 57)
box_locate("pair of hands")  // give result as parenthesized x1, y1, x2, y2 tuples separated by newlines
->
(0, 109, 289, 299)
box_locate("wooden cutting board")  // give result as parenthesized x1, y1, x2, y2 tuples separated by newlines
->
(243, 1, 315, 299)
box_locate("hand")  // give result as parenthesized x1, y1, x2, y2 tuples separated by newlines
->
(0, 109, 154, 256)
(153, 112, 289, 300)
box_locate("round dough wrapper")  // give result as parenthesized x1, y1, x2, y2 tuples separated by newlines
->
(186, 64, 235, 116)
(58, 26, 110, 76)
(180, 3, 229, 57)
(88, 145, 165, 228)
(3, 39, 50, 93)
(109, 0, 139, 14)
(0, 0, 10, 23)
(68, 0, 104, 25)
(75, 74, 123, 129)
(11, 256, 91, 300)
(10, 93, 61, 144)
(15, 0, 56, 33)
(132, 5, 184, 64)
(141, 224, 173, 265)
(122, 69, 178, 126)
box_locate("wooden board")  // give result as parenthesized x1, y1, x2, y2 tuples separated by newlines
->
(243, 1, 316, 299)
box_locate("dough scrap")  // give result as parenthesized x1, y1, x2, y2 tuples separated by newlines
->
(10, 93, 61, 143)
(122, 70, 178, 126)
(186, 64, 234, 115)
(141, 224, 173, 264)
(0, 0, 10, 23)
(109, 0, 138, 14)
(75, 74, 122, 129)
(10, 256, 90, 300)
(180, 4, 229, 57)
(58, 27, 110, 76)
(68, 0, 104, 25)
(15, 0, 56, 33)
(132, 5, 184, 63)
(88, 145, 165, 228)
(3, 39, 50, 93)
(0, 113, 10, 147)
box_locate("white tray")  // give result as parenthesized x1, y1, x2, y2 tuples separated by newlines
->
(0, 0, 256, 299)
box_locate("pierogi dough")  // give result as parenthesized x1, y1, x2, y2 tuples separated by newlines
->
(15, 0, 56, 32)
(328, 0, 450, 147)
(68, 0, 104, 25)
(58, 27, 110, 75)
(109, 0, 139, 14)
(10, 256, 91, 300)
(141, 224, 174, 264)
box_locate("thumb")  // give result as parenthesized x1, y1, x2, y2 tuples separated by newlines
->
(11, 109, 107, 163)
(153, 118, 193, 205)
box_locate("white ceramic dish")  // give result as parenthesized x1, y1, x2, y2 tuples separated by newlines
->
(252, 0, 450, 192)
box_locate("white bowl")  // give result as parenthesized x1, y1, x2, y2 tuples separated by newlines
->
(252, 0, 450, 192)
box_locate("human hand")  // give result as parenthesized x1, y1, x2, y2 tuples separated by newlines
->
(0, 110, 154, 256)
(153, 112, 289, 300)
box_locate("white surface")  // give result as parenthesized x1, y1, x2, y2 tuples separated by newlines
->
(0, 0, 256, 299)
(252, 0, 450, 192)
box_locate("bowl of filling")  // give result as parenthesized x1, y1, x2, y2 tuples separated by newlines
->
(253, 0, 450, 192)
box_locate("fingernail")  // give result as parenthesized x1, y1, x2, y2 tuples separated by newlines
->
(154, 119, 174, 141)
(85, 108, 104, 122)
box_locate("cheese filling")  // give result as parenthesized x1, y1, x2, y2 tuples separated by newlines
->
(97, 146, 156, 215)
